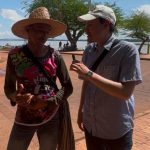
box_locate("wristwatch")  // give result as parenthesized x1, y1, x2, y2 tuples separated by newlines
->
(86, 70, 93, 78)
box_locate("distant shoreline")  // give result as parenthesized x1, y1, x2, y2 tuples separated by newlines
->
(0, 38, 150, 42)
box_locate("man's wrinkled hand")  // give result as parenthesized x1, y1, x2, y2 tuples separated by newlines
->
(15, 93, 33, 106)
(15, 84, 33, 106)
(28, 99, 47, 110)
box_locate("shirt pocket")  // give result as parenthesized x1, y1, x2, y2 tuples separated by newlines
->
(102, 65, 119, 80)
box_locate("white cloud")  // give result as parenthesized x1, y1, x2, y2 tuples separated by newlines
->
(0, 31, 15, 38)
(0, 9, 24, 22)
(136, 5, 150, 16)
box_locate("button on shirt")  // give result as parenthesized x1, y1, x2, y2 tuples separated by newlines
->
(82, 36, 142, 139)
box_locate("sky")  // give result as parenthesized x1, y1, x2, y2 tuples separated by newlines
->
(0, 0, 150, 39)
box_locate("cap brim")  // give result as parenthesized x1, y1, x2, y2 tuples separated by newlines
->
(78, 14, 97, 22)
(12, 19, 66, 39)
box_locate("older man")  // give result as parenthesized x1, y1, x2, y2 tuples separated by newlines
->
(4, 7, 74, 150)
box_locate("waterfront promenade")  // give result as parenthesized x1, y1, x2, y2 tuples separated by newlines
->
(0, 50, 150, 150)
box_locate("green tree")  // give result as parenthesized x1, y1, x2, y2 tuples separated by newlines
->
(124, 11, 150, 53)
(23, 0, 88, 50)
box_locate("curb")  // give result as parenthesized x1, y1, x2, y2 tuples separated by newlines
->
(140, 54, 150, 61)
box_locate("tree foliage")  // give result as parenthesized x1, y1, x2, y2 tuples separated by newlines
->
(22, 0, 126, 51)
(124, 11, 150, 53)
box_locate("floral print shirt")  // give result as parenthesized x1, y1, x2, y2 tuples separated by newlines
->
(4, 46, 73, 126)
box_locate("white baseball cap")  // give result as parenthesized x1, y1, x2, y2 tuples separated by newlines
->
(78, 5, 116, 25)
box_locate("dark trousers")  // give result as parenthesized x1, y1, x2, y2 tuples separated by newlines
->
(84, 128, 133, 150)
(7, 113, 59, 150)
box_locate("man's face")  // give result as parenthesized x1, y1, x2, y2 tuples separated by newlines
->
(85, 18, 106, 43)
(26, 23, 51, 46)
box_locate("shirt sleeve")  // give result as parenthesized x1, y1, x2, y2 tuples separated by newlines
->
(56, 54, 73, 101)
(4, 52, 17, 104)
(119, 43, 142, 84)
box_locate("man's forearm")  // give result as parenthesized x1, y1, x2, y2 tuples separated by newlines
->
(87, 72, 135, 100)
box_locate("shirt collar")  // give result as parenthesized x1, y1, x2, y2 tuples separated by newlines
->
(93, 35, 116, 52)
(89, 35, 116, 52)
(103, 35, 115, 51)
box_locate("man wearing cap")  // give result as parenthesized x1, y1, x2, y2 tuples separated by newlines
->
(70, 5, 142, 150)
(4, 7, 74, 150)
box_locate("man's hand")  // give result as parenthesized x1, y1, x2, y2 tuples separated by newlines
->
(15, 93, 33, 106)
(28, 95, 58, 110)
(14, 84, 58, 110)
(27, 95, 47, 110)
(77, 110, 84, 131)
(70, 62, 90, 79)
(12, 84, 33, 106)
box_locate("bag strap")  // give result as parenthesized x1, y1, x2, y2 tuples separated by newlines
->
(22, 45, 59, 91)
(90, 39, 120, 72)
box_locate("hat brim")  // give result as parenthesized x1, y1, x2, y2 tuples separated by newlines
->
(12, 18, 67, 39)
(78, 13, 116, 25)
(78, 14, 97, 22)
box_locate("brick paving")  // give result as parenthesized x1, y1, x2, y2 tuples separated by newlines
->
(0, 51, 150, 150)
(133, 111, 150, 150)
(0, 95, 150, 150)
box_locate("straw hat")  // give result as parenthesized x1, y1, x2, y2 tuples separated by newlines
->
(12, 7, 66, 39)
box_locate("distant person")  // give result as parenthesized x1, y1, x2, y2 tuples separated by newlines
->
(58, 41, 62, 50)
(63, 43, 66, 50)
(4, 7, 74, 150)
(70, 5, 142, 150)
(66, 41, 69, 47)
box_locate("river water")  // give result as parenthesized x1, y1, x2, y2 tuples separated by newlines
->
(0, 40, 149, 54)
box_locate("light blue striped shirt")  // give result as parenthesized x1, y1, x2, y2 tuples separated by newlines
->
(82, 36, 142, 139)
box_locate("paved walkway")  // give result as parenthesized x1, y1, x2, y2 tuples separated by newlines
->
(0, 99, 150, 150)
(0, 50, 150, 150)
